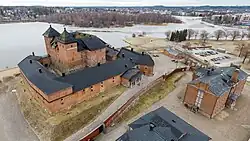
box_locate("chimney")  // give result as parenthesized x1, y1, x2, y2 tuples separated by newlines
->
(62, 73, 65, 77)
(149, 123, 155, 131)
(32, 52, 35, 56)
(207, 70, 211, 76)
(122, 53, 125, 58)
(231, 69, 240, 83)
(221, 70, 223, 74)
(131, 48, 134, 52)
(142, 52, 145, 55)
(29, 60, 32, 64)
(38, 68, 42, 73)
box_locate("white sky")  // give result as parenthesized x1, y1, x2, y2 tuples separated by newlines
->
(0, 0, 250, 6)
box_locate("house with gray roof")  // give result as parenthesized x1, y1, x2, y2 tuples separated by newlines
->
(116, 107, 211, 141)
(183, 66, 248, 118)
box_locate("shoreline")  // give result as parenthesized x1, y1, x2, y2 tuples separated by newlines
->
(0, 21, 178, 29)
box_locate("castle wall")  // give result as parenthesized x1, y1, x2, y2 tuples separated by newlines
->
(86, 48, 106, 67)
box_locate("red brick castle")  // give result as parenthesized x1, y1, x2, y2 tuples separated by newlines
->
(18, 26, 154, 112)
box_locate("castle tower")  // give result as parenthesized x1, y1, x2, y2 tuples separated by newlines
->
(42, 25, 60, 56)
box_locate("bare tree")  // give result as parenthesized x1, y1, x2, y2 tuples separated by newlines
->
(230, 30, 240, 41)
(187, 29, 195, 40)
(247, 31, 250, 40)
(235, 43, 250, 63)
(165, 31, 171, 40)
(214, 29, 225, 41)
(224, 30, 230, 40)
(240, 31, 247, 40)
(248, 27, 250, 40)
(200, 30, 209, 43)
(194, 30, 199, 39)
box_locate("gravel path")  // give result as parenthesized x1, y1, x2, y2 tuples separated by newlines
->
(0, 81, 38, 141)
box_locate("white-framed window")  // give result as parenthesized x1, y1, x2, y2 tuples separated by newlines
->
(195, 90, 204, 107)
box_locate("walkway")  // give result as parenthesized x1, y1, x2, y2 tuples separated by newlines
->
(0, 80, 39, 141)
(95, 72, 192, 141)
(65, 55, 179, 141)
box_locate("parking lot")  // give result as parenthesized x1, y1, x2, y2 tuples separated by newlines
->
(190, 49, 242, 67)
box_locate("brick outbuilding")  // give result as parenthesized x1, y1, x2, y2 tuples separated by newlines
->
(183, 66, 248, 118)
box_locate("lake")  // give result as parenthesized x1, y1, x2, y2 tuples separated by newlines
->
(0, 16, 244, 69)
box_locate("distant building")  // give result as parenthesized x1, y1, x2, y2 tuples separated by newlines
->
(18, 25, 154, 112)
(183, 66, 248, 118)
(116, 107, 211, 141)
(163, 47, 183, 60)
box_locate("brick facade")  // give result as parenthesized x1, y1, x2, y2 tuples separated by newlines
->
(139, 65, 154, 76)
(44, 36, 107, 73)
(18, 27, 155, 113)
(22, 70, 121, 112)
(184, 69, 247, 118)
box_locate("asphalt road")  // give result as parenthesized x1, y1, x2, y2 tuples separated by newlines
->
(0, 82, 39, 141)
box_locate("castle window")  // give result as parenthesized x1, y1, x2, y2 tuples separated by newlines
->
(91, 86, 93, 88)
(82, 89, 85, 92)
(101, 81, 104, 84)
(91, 89, 94, 92)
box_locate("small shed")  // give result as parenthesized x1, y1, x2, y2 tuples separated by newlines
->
(121, 68, 142, 88)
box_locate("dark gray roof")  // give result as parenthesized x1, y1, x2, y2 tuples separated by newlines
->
(165, 47, 180, 56)
(77, 36, 107, 51)
(19, 56, 136, 95)
(18, 55, 72, 95)
(106, 46, 119, 57)
(56, 58, 136, 92)
(118, 48, 154, 66)
(117, 107, 211, 141)
(189, 67, 248, 96)
(121, 68, 142, 81)
(42, 25, 60, 38)
(57, 28, 76, 44)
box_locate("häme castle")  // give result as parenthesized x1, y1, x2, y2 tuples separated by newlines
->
(18, 26, 154, 112)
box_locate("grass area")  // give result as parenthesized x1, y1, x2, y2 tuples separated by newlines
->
(115, 72, 185, 123)
(16, 77, 126, 141)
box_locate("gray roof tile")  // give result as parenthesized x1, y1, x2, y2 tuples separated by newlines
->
(118, 107, 211, 141)
(118, 48, 154, 66)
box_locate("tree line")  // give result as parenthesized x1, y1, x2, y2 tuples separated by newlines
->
(38, 11, 182, 28)
(165, 28, 250, 43)
(165, 30, 188, 42)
